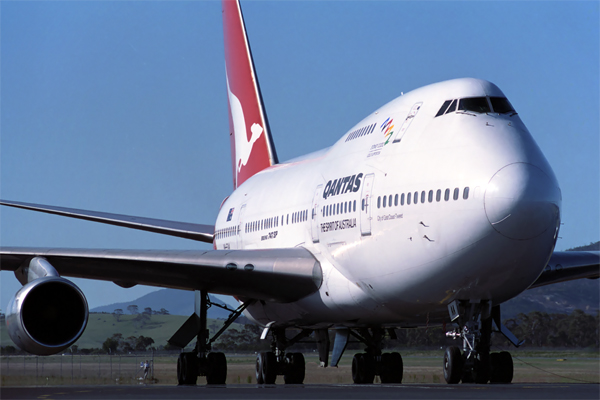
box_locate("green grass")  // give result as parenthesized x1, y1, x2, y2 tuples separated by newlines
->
(1, 313, 243, 350)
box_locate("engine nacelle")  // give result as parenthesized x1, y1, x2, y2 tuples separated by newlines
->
(6, 276, 89, 355)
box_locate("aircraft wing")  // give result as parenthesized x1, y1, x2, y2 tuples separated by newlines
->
(0, 200, 214, 243)
(0, 247, 322, 303)
(528, 251, 600, 289)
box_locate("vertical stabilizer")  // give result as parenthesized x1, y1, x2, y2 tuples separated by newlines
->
(223, 0, 278, 189)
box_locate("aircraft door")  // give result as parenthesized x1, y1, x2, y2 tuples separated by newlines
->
(391, 102, 422, 143)
(360, 174, 375, 236)
(311, 185, 323, 243)
(236, 204, 247, 248)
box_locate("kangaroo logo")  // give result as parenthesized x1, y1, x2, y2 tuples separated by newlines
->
(226, 74, 264, 173)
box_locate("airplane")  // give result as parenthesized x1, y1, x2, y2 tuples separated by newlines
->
(2, 0, 599, 386)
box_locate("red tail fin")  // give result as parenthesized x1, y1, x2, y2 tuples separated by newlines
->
(223, 0, 278, 189)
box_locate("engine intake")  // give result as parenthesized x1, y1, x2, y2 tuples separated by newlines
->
(7, 276, 88, 355)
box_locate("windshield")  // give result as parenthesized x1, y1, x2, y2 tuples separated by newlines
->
(458, 97, 491, 113)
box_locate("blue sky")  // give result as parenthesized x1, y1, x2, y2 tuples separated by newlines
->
(1, 1, 598, 312)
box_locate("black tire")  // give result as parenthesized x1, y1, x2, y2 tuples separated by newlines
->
(177, 352, 198, 385)
(284, 352, 305, 384)
(498, 351, 513, 383)
(262, 351, 277, 384)
(255, 353, 265, 384)
(206, 352, 227, 385)
(472, 352, 490, 384)
(379, 352, 403, 383)
(352, 353, 375, 384)
(443, 346, 463, 384)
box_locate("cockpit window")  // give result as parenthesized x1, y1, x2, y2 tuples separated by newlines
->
(436, 96, 516, 117)
(458, 97, 491, 113)
(435, 100, 452, 117)
(490, 97, 515, 114)
(446, 99, 457, 114)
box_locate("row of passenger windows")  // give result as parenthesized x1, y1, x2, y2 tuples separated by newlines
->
(215, 226, 238, 240)
(435, 96, 515, 118)
(322, 200, 357, 217)
(345, 123, 376, 142)
(243, 210, 309, 234)
(376, 187, 470, 209)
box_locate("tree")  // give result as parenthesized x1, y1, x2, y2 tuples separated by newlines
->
(135, 336, 155, 351)
(158, 308, 170, 315)
(127, 305, 139, 315)
(143, 307, 153, 315)
(114, 309, 123, 322)
(102, 333, 122, 353)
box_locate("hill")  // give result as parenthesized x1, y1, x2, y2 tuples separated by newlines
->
(91, 289, 235, 318)
(0, 313, 243, 350)
(501, 241, 599, 319)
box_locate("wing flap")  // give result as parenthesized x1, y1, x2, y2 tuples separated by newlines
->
(529, 251, 600, 289)
(1, 247, 322, 303)
(0, 200, 214, 243)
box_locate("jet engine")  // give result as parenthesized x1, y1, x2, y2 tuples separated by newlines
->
(6, 275, 88, 356)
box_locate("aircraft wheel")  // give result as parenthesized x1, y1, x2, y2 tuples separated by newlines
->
(206, 352, 227, 384)
(258, 351, 277, 384)
(443, 346, 463, 384)
(255, 353, 265, 384)
(472, 352, 490, 384)
(284, 352, 305, 384)
(352, 353, 375, 384)
(177, 352, 198, 385)
(379, 352, 403, 383)
(490, 351, 513, 383)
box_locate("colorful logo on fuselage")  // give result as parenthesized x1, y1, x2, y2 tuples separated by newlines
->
(226, 208, 235, 222)
(380, 118, 394, 144)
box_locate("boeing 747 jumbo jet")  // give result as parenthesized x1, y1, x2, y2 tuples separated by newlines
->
(2, 0, 599, 386)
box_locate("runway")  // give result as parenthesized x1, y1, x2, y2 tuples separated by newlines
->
(2, 383, 599, 400)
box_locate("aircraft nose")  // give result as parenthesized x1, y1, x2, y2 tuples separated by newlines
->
(484, 163, 561, 240)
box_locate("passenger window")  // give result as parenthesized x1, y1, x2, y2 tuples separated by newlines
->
(394, 194, 398, 206)
(353, 200, 356, 212)
(421, 191, 425, 203)
(414, 191, 418, 204)
(428, 190, 433, 203)
(378, 196, 381, 209)
(401, 193, 405, 206)
(463, 187, 470, 200)
(344, 202, 348, 213)
(383, 196, 386, 208)
(407, 192, 411, 205)
(362, 199, 365, 211)
(453, 188, 459, 200)
(389, 195, 392, 207)
(444, 189, 450, 201)
(337, 203, 340, 214)
(436, 189, 441, 202)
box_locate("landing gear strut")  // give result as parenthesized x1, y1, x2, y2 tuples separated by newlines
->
(170, 290, 252, 385)
(443, 301, 516, 384)
(255, 327, 312, 384)
(349, 328, 403, 384)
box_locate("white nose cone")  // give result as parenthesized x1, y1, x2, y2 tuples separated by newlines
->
(485, 163, 561, 240)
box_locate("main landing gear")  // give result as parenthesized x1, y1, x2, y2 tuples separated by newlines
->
(349, 329, 403, 384)
(443, 300, 520, 384)
(255, 327, 312, 384)
(169, 290, 252, 385)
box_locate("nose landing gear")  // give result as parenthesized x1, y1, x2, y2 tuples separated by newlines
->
(443, 301, 518, 384)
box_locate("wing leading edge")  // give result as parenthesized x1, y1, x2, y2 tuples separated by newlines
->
(0, 247, 322, 303)
(529, 251, 600, 289)
(1, 200, 214, 243)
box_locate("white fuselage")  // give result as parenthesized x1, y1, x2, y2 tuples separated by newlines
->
(213, 78, 561, 329)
